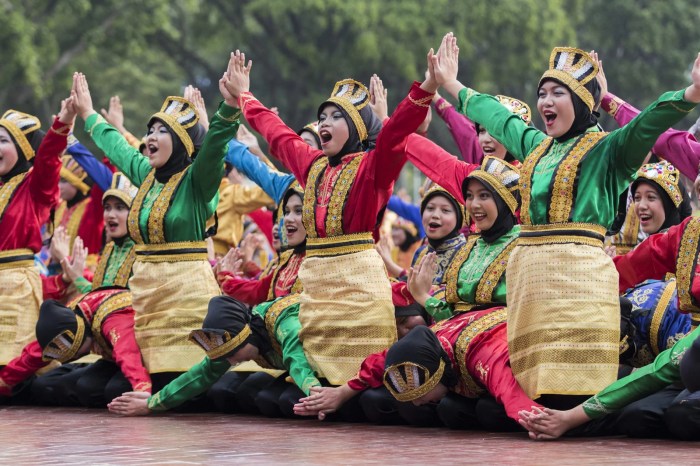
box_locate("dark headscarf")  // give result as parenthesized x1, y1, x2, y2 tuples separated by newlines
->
(540, 77, 601, 143)
(148, 119, 206, 184)
(383, 326, 458, 402)
(420, 190, 465, 249)
(281, 185, 306, 254)
(463, 178, 517, 243)
(35, 300, 91, 363)
(630, 179, 682, 233)
(2, 129, 44, 183)
(189, 296, 271, 361)
(317, 103, 382, 166)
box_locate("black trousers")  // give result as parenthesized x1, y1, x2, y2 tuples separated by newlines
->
(31, 361, 125, 408)
(209, 371, 277, 414)
(665, 389, 700, 441)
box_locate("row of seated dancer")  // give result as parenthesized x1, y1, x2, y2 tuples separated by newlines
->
(2, 34, 700, 441)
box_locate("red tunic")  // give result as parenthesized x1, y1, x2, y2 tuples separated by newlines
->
(614, 216, 700, 322)
(0, 288, 151, 395)
(240, 82, 433, 239)
(219, 250, 304, 306)
(0, 117, 67, 252)
(54, 185, 105, 255)
(346, 309, 541, 422)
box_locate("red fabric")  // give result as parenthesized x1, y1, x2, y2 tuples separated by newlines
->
(78, 186, 105, 254)
(76, 289, 151, 393)
(0, 117, 66, 252)
(240, 82, 433, 240)
(0, 341, 46, 395)
(613, 217, 686, 294)
(41, 274, 69, 301)
(220, 271, 273, 306)
(433, 97, 482, 164)
(347, 349, 389, 391)
(247, 208, 273, 247)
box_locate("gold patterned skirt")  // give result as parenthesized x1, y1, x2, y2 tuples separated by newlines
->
(298, 236, 397, 385)
(0, 250, 41, 365)
(130, 243, 221, 373)
(506, 225, 619, 398)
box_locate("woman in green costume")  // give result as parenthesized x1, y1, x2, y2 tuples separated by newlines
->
(435, 33, 700, 408)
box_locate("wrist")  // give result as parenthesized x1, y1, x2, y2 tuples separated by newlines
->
(80, 109, 97, 121)
(61, 273, 72, 284)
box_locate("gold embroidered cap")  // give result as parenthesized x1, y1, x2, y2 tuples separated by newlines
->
(0, 110, 41, 160)
(496, 95, 532, 125)
(383, 359, 445, 402)
(392, 217, 419, 238)
(188, 325, 251, 361)
(320, 79, 370, 142)
(633, 161, 683, 208)
(467, 156, 521, 215)
(103, 172, 138, 208)
(60, 154, 92, 195)
(540, 47, 598, 111)
(149, 96, 200, 156)
(41, 316, 87, 363)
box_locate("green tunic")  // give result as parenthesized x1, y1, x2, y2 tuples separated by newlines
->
(74, 238, 136, 293)
(85, 102, 240, 242)
(582, 326, 699, 418)
(146, 296, 320, 412)
(425, 226, 519, 321)
(458, 88, 696, 227)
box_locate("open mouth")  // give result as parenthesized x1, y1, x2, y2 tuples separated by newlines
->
(147, 143, 158, 155)
(639, 213, 651, 222)
(107, 221, 119, 229)
(286, 225, 298, 235)
(428, 222, 441, 229)
(482, 146, 495, 154)
(543, 110, 557, 126)
(319, 130, 332, 146)
(472, 213, 487, 222)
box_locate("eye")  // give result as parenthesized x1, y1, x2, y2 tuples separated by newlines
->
(318, 114, 326, 122)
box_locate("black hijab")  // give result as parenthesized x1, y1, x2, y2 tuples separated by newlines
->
(461, 177, 518, 243)
(148, 119, 206, 184)
(540, 78, 601, 143)
(630, 179, 682, 233)
(2, 129, 44, 183)
(317, 104, 382, 166)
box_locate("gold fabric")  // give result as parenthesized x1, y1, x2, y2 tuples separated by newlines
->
(129, 258, 221, 373)
(0, 263, 41, 364)
(298, 248, 397, 385)
(506, 241, 619, 398)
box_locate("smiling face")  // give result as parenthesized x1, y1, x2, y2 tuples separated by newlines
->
(317, 104, 350, 158)
(537, 80, 576, 138)
(0, 127, 19, 177)
(478, 127, 508, 160)
(284, 193, 306, 248)
(272, 223, 281, 251)
(103, 196, 130, 240)
(633, 182, 666, 234)
(145, 121, 174, 169)
(422, 194, 458, 240)
(464, 179, 499, 231)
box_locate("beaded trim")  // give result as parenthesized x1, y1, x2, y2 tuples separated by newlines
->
(548, 132, 607, 223)
(476, 240, 517, 304)
(384, 359, 445, 402)
(263, 294, 301, 357)
(469, 170, 518, 215)
(445, 237, 478, 304)
(90, 291, 133, 359)
(519, 137, 553, 225)
(454, 308, 507, 397)
(266, 250, 293, 301)
(189, 325, 252, 361)
(92, 242, 136, 289)
(676, 217, 700, 313)
(0, 171, 28, 224)
(42, 315, 86, 363)
(650, 280, 676, 356)
(0, 120, 35, 160)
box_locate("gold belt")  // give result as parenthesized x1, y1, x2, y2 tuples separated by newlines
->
(306, 232, 374, 258)
(135, 241, 208, 263)
(518, 223, 607, 248)
(0, 248, 35, 270)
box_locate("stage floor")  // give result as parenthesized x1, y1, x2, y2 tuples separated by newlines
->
(1, 406, 696, 465)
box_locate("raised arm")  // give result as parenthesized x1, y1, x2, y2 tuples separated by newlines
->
(224, 50, 319, 184)
(432, 93, 482, 163)
(225, 137, 294, 203)
(66, 135, 114, 191)
(405, 133, 479, 204)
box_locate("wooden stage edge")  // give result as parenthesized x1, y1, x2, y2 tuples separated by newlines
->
(1, 406, 697, 465)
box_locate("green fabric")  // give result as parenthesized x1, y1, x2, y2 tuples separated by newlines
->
(85, 101, 240, 242)
(424, 227, 519, 321)
(582, 326, 699, 419)
(253, 298, 321, 395)
(458, 88, 696, 227)
(74, 277, 92, 294)
(99, 238, 135, 288)
(147, 357, 230, 411)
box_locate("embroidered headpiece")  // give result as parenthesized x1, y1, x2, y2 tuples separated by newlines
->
(393, 217, 419, 238)
(540, 47, 598, 111)
(60, 154, 92, 195)
(322, 79, 370, 142)
(467, 156, 521, 215)
(0, 110, 41, 160)
(103, 172, 138, 208)
(496, 95, 532, 125)
(149, 96, 200, 156)
(421, 184, 468, 227)
(41, 316, 86, 363)
(383, 359, 445, 402)
(188, 325, 251, 361)
(633, 161, 682, 208)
